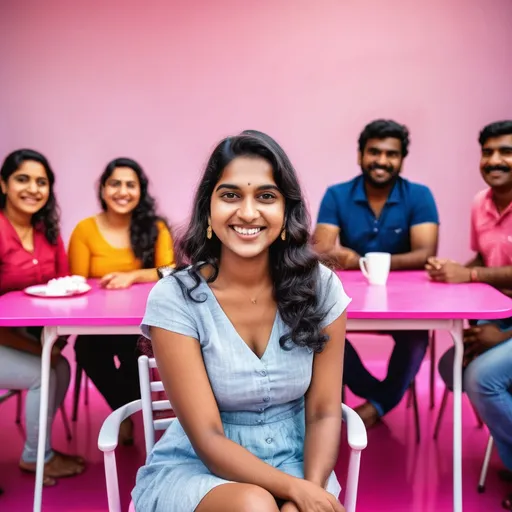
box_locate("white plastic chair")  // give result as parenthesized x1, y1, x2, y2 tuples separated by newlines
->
(99, 355, 368, 512)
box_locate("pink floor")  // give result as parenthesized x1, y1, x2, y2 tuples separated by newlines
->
(0, 334, 510, 512)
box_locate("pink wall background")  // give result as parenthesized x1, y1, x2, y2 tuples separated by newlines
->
(1, 0, 512, 262)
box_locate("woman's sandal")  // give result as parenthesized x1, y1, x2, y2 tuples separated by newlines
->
(19, 452, 85, 486)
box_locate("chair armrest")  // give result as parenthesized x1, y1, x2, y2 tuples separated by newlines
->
(342, 404, 368, 451)
(98, 399, 143, 452)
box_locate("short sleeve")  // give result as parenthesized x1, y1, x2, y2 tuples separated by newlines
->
(141, 275, 199, 340)
(410, 186, 439, 226)
(317, 188, 341, 227)
(68, 220, 92, 277)
(317, 264, 351, 330)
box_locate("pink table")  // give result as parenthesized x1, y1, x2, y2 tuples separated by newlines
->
(0, 280, 153, 512)
(338, 270, 512, 512)
(1, 273, 511, 512)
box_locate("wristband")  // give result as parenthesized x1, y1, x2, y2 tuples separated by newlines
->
(470, 268, 479, 282)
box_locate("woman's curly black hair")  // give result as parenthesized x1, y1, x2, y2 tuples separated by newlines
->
(98, 158, 168, 268)
(173, 130, 330, 352)
(0, 149, 60, 244)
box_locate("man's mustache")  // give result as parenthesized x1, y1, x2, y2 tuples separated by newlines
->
(368, 163, 394, 173)
(483, 165, 511, 174)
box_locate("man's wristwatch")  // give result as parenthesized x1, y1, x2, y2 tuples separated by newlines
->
(157, 266, 174, 279)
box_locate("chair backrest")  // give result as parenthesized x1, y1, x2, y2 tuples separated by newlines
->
(138, 355, 175, 460)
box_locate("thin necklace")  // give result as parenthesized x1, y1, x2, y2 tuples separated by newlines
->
(248, 283, 271, 305)
(217, 282, 270, 305)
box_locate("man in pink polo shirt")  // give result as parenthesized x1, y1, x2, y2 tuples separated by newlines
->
(427, 120, 512, 508)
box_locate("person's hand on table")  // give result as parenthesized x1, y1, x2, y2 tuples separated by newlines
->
(338, 248, 360, 270)
(426, 257, 471, 283)
(100, 271, 136, 289)
(463, 323, 510, 364)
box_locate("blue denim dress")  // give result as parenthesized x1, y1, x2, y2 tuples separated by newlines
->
(132, 264, 351, 511)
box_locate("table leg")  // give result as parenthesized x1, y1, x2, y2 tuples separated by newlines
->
(33, 326, 58, 512)
(449, 320, 464, 512)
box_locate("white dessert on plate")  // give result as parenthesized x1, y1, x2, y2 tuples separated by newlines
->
(45, 275, 89, 295)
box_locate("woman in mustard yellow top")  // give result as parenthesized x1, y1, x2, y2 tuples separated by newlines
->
(68, 157, 174, 444)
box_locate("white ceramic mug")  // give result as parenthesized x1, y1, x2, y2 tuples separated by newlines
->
(359, 252, 391, 285)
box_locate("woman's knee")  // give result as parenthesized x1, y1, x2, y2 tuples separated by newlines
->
(236, 486, 279, 512)
(196, 483, 279, 512)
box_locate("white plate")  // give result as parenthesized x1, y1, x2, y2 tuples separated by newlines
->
(24, 284, 92, 298)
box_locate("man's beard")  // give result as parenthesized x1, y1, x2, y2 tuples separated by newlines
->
(361, 164, 400, 189)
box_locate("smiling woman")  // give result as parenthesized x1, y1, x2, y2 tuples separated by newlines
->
(208, 157, 286, 261)
(0, 149, 85, 486)
(68, 157, 175, 445)
(133, 131, 351, 512)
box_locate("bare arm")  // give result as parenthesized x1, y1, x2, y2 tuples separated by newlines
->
(426, 254, 512, 292)
(100, 268, 160, 288)
(391, 223, 438, 270)
(130, 268, 159, 283)
(151, 326, 300, 501)
(472, 266, 512, 289)
(304, 311, 346, 487)
(313, 224, 360, 270)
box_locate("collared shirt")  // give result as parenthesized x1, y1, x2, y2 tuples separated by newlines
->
(317, 175, 439, 255)
(0, 210, 68, 295)
(471, 188, 512, 267)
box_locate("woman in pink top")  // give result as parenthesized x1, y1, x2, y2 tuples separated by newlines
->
(0, 149, 85, 486)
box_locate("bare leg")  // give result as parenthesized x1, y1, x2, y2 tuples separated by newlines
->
(195, 483, 280, 512)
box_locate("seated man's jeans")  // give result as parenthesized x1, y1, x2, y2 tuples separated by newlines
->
(438, 319, 512, 471)
(343, 330, 429, 416)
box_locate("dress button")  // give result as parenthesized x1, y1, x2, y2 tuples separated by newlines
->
(32, 259, 38, 265)
(263, 396, 270, 402)
(260, 370, 267, 376)
(373, 228, 378, 233)
(266, 438, 273, 444)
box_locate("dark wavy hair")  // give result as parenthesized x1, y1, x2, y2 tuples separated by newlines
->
(98, 158, 168, 268)
(358, 119, 410, 157)
(0, 149, 60, 244)
(479, 120, 512, 146)
(174, 131, 330, 352)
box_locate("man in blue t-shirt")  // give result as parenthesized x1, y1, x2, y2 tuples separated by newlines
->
(314, 119, 439, 428)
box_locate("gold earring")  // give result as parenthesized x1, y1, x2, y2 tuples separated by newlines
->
(207, 222, 212, 240)
(281, 229, 286, 241)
